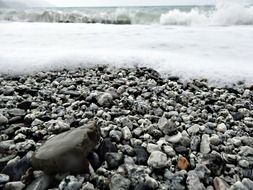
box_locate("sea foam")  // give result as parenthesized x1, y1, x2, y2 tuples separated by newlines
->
(0, 22, 253, 85)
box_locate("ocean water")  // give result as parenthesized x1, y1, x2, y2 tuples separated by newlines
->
(0, 2, 253, 85)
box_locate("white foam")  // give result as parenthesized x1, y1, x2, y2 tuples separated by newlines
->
(160, 2, 253, 26)
(0, 22, 253, 85)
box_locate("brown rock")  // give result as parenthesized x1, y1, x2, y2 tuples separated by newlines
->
(177, 156, 190, 170)
(31, 121, 100, 174)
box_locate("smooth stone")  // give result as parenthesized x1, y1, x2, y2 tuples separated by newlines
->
(0, 115, 8, 125)
(163, 146, 176, 157)
(241, 137, 253, 147)
(0, 174, 9, 184)
(200, 134, 210, 154)
(109, 174, 131, 190)
(122, 127, 132, 140)
(97, 92, 113, 107)
(87, 152, 101, 170)
(25, 174, 52, 190)
(105, 152, 124, 169)
(1, 156, 31, 181)
(147, 151, 168, 169)
(213, 177, 229, 190)
(4, 181, 25, 190)
(210, 135, 221, 146)
(98, 138, 117, 160)
(146, 143, 161, 153)
(239, 146, 253, 157)
(31, 122, 100, 174)
(8, 109, 26, 117)
(216, 123, 227, 133)
(135, 146, 149, 165)
(165, 132, 182, 144)
(17, 100, 32, 110)
(187, 124, 200, 135)
(232, 112, 244, 121)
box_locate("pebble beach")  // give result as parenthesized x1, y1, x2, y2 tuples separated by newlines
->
(0, 66, 253, 190)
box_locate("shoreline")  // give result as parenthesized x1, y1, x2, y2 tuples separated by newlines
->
(0, 66, 253, 189)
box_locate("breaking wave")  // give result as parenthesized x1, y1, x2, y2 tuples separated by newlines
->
(0, 2, 253, 26)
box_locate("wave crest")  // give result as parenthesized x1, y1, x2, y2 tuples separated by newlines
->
(0, 3, 253, 26)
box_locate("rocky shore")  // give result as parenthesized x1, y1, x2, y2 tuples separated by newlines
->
(0, 66, 253, 190)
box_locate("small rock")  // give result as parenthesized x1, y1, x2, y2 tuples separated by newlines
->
(122, 127, 132, 140)
(8, 109, 26, 117)
(135, 146, 149, 165)
(216, 123, 227, 133)
(232, 112, 244, 121)
(177, 156, 190, 170)
(97, 92, 113, 107)
(147, 151, 168, 169)
(0, 174, 9, 184)
(144, 175, 158, 189)
(242, 178, 253, 190)
(201, 154, 224, 176)
(2, 156, 31, 181)
(17, 100, 32, 110)
(187, 171, 205, 190)
(87, 152, 100, 170)
(165, 132, 182, 144)
(174, 145, 189, 155)
(0, 114, 8, 125)
(187, 124, 200, 136)
(213, 177, 229, 190)
(158, 116, 177, 135)
(200, 134, 210, 154)
(105, 152, 124, 169)
(98, 138, 117, 160)
(4, 181, 25, 190)
(109, 174, 131, 190)
(191, 136, 201, 151)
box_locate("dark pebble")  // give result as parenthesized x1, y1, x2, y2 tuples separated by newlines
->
(17, 101, 32, 110)
(135, 146, 149, 165)
(174, 145, 189, 156)
(98, 138, 117, 160)
(105, 152, 123, 170)
(87, 152, 101, 170)
(1, 156, 31, 181)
